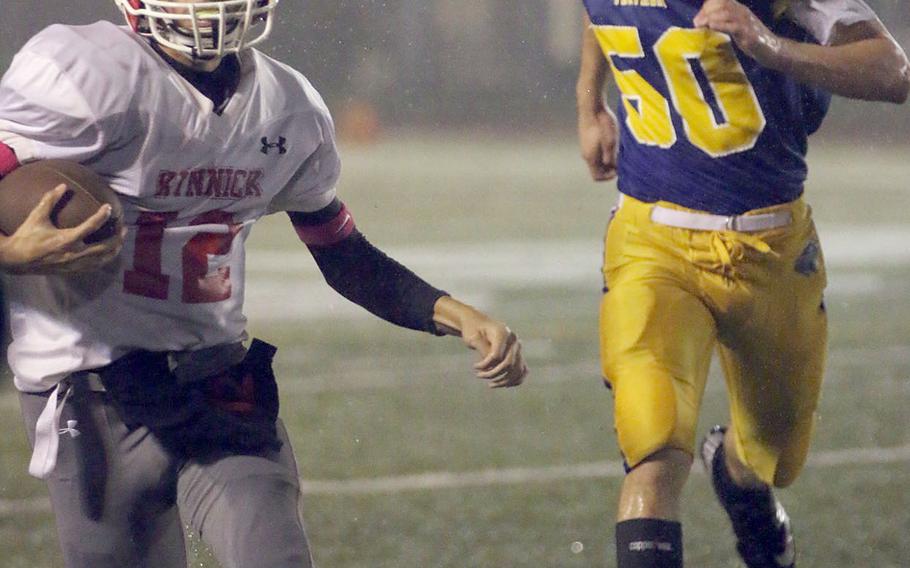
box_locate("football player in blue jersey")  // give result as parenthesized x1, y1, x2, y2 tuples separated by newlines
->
(576, 1, 908, 567)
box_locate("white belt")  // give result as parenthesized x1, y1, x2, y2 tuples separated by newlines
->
(650, 206, 792, 232)
(29, 382, 74, 479)
(28, 372, 105, 479)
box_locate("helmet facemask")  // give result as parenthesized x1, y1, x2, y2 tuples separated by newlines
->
(115, 0, 278, 59)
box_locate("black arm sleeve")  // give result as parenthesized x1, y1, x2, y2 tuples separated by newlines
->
(305, 228, 448, 335)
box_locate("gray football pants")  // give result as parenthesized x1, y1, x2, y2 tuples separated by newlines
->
(20, 381, 314, 568)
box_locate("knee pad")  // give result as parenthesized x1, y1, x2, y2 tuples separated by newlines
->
(611, 365, 691, 468)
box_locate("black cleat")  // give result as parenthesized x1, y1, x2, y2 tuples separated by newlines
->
(700, 426, 796, 568)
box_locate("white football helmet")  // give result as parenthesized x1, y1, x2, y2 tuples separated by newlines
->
(114, 0, 279, 58)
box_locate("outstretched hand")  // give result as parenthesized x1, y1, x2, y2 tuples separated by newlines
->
(0, 184, 125, 274)
(433, 296, 528, 388)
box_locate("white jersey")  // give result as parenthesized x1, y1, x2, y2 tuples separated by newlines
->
(786, 0, 878, 45)
(0, 22, 341, 392)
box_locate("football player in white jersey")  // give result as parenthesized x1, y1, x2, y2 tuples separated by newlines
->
(0, 1, 528, 566)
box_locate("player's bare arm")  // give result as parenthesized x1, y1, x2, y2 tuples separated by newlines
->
(0, 184, 124, 274)
(694, 0, 910, 103)
(576, 13, 619, 182)
(431, 295, 527, 388)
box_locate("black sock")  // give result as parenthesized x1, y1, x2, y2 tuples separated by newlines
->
(615, 518, 683, 568)
(711, 442, 773, 513)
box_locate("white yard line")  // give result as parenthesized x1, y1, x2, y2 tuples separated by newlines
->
(297, 443, 910, 496)
(2, 443, 909, 513)
(247, 226, 910, 276)
(269, 343, 910, 394)
(243, 228, 910, 322)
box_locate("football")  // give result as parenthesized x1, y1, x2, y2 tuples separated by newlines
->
(0, 159, 123, 244)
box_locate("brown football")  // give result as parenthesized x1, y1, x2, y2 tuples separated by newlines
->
(0, 159, 123, 244)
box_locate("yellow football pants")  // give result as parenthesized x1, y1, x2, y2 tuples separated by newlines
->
(600, 194, 827, 487)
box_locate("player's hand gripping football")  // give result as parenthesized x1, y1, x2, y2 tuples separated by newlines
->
(0, 184, 125, 274)
(432, 296, 528, 388)
(693, 0, 781, 65)
(578, 104, 619, 182)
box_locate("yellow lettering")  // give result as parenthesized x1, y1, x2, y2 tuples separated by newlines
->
(593, 26, 676, 148)
(593, 25, 766, 157)
(613, 0, 667, 7)
(654, 28, 765, 156)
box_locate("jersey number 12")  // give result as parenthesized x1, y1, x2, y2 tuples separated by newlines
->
(124, 210, 242, 303)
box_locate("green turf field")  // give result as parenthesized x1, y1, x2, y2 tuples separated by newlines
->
(1, 135, 908, 567)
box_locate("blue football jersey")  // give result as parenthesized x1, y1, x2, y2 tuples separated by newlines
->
(583, 0, 831, 214)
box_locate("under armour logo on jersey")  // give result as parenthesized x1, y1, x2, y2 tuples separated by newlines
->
(58, 420, 80, 438)
(260, 136, 288, 155)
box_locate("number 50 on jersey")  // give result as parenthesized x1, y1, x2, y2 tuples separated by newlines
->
(594, 25, 766, 158)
